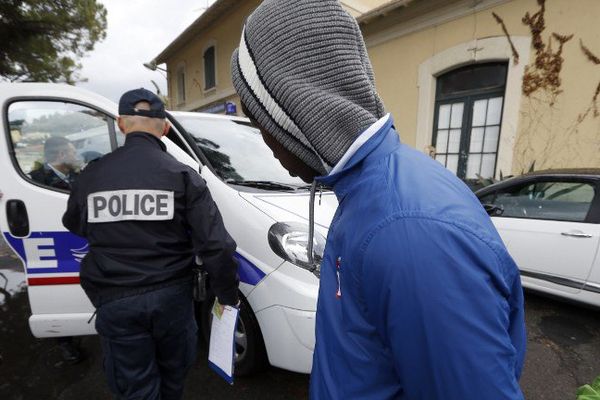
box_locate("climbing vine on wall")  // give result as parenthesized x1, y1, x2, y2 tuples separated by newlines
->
(577, 40, 600, 123)
(491, 0, 600, 172)
(520, 0, 573, 103)
(492, 12, 520, 65)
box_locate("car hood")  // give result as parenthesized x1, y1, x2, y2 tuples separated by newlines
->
(239, 191, 338, 229)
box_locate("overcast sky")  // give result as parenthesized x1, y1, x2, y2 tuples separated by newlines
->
(77, 0, 216, 103)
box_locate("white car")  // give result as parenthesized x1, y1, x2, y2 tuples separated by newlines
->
(476, 170, 600, 307)
(0, 83, 338, 375)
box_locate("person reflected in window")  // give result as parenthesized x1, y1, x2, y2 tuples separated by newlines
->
(29, 136, 83, 364)
(29, 136, 84, 363)
(30, 136, 82, 190)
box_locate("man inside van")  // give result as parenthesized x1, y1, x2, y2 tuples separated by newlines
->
(30, 136, 81, 191)
(231, 1, 526, 399)
(29, 136, 83, 363)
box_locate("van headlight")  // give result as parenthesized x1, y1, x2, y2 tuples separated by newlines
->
(268, 222, 325, 277)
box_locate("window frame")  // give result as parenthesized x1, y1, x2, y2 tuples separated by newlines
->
(480, 176, 600, 224)
(3, 97, 118, 194)
(203, 44, 217, 92)
(176, 63, 186, 105)
(432, 62, 508, 182)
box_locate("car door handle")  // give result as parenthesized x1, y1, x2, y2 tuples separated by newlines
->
(561, 231, 593, 238)
(6, 199, 29, 237)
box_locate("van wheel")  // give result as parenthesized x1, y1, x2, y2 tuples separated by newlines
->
(196, 294, 268, 376)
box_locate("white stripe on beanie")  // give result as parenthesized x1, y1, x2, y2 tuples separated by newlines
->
(237, 27, 332, 173)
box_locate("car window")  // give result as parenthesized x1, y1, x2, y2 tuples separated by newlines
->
(483, 180, 596, 222)
(8, 101, 114, 192)
(175, 115, 306, 186)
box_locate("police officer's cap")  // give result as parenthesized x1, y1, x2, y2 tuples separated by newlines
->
(119, 88, 166, 119)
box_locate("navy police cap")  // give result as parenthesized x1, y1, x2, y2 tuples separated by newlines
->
(118, 88, 166, 119)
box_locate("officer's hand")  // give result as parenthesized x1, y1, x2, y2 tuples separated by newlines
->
(214, 300, 226, 317)
(213, 299, 241, 319)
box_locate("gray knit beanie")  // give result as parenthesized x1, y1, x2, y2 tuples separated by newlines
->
(231, 0, 385, 175)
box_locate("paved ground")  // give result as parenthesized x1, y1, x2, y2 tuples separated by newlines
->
(520, 294, 600, 399)
(1, 242, 599, 399)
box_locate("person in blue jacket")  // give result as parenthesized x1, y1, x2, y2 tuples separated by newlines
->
(231, 1, 526, 399)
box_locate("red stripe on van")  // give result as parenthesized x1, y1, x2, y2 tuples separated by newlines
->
(28, 277, 80, 285)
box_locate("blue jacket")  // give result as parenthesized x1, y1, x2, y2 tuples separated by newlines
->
(309, 117, 526, 399)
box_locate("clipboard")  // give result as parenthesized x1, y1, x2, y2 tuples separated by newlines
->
(208, 300, 240, 385)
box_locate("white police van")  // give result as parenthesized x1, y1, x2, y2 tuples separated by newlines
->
(0, 83, 337, 375)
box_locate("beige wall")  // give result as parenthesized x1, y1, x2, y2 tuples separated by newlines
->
(164, 0, 376, 114)
(341, 0, 394, 16)
(364, 0, 600, 174)
(165, 0, 261, 113)
(164, 0, 387, 115)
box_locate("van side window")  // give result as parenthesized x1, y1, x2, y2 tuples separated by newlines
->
(7, 101, 113, 192)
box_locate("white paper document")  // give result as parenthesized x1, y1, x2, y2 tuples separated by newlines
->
(208, 302, 240, 385)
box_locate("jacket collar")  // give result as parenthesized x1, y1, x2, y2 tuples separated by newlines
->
(125, 132, 167, 152)
(316, 115, 399, 201)
(46, 163, 67, 180)
(328, 114, 391, 175)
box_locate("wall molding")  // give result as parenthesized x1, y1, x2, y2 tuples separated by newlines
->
(415, 35, 531, 178)
(364, 0, 513, 48)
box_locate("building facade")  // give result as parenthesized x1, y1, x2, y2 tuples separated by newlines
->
(154, 0, 600, 181)
(153, 0, 386, 115)
(361, 0, 600, 180)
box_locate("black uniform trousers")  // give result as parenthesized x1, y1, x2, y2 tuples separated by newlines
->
(95, 282, 197, 400)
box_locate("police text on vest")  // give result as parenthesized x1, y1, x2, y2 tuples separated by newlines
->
(87, 190, 174, 223)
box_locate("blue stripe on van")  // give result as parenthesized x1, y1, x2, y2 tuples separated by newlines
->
(234, 252, 266, 286)
(3, 231, 266, 286)
(3, 231, 86, 274)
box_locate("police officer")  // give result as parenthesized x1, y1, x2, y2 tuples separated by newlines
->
(62, 88, 239, 400)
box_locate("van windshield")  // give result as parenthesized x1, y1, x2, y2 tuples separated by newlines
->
(175, 115, 307, 188)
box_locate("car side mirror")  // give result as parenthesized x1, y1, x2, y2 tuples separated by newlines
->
(483, 203, 504, 217)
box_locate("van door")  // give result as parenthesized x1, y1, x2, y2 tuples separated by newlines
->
(0, 96, 118, 337)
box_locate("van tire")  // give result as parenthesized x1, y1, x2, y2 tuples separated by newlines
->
(196, 293, 268, 376)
